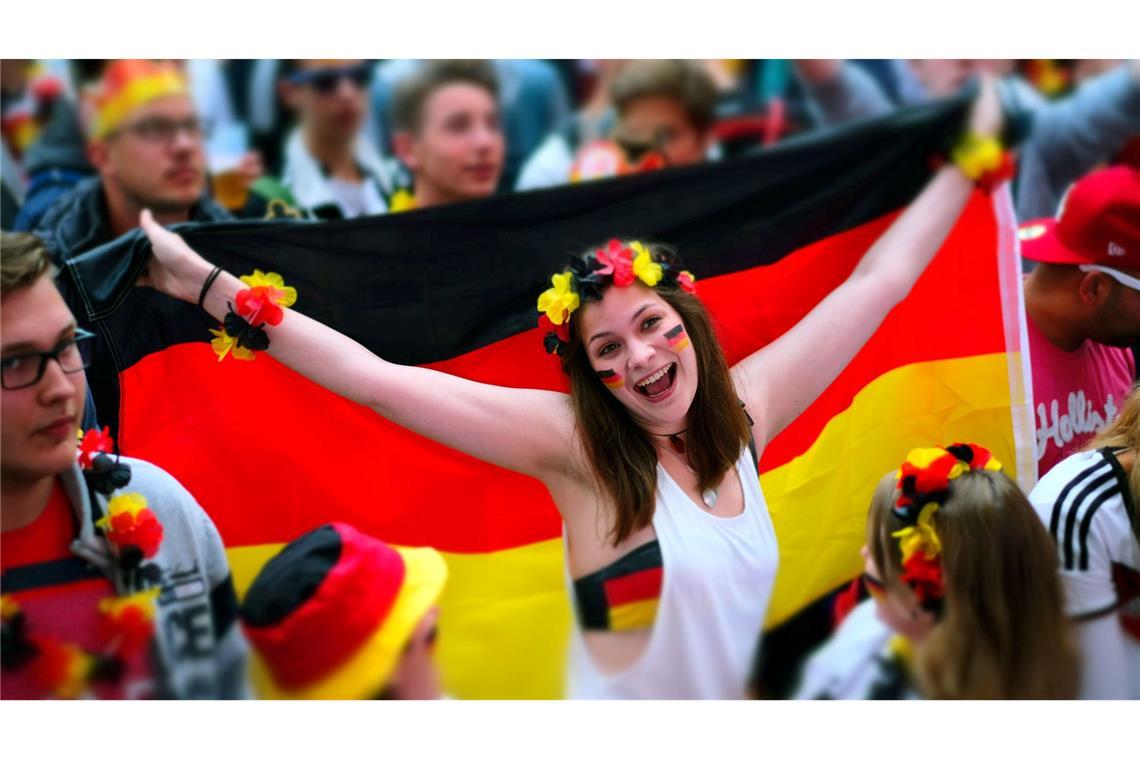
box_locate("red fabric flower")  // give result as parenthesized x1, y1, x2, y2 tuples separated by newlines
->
(537, 313, 570, 344)
(901, 552, 944, 606)
(897, 450, 961, 509)
(78, 426, 114, 469)
(28, 636, 91, 699)
(97, 493, 164, 559)
(595, 239, 634, 287)
(977, 152, 1016, 195)
(677, 270, 697, 294)
(99, 592, 159, 657)
(235, 286, 286, 326)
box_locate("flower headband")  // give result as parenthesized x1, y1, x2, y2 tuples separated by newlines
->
(536, 239, 697, 356)
(891, 443, 1002, 613)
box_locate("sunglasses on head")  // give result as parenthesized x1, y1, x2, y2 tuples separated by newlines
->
(288, 63, 372, 94)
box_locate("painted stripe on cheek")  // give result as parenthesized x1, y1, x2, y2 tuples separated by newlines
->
(665, 324, 689, 351)
(596, 369, 624, 390)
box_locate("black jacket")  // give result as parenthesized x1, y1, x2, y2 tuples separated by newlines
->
(34, 176, 232, 263)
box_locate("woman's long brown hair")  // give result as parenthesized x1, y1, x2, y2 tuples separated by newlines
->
(559, 245, 751, 545)
(868, 469, 1079, 699)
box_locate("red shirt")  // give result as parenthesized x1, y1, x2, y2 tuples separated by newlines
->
(1, 479, 155, 699)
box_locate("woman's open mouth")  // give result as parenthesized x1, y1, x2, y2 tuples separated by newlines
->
(634, 362, 677, 400)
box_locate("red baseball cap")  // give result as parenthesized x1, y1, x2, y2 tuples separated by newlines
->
(1019, 165, 1140, 269)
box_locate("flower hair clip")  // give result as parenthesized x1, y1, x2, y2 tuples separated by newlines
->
(211, 270, 297, 362)
(77, 426, 132, 495)
(536, 239, 697, 356)
(891, 443, 1002, 613)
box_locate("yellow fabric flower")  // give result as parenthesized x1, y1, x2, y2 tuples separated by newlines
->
(389, 189, 417, 213)
(98, 587, 161, 620)
(951, 134, 1003, 180)
(892, 502, 942, 562)
(537, 272, 580, 325)
(99, 492, 149, 523)
(210, 328, 255, 362)
(630, 241, 663, 287)
(239, 270, 297, 308)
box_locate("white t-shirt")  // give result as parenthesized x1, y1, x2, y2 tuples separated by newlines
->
(1028, 448, 1140, 699)
(792, 599, 917, 700)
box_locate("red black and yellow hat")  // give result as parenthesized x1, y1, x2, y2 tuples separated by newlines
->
(82, 59, 189, 141)
(239, 523, 446, 700)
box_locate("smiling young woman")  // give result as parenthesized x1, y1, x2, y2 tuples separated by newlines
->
(139, 79, 1006, 699)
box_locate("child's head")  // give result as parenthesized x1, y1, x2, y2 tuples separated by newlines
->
(863, 444, 1078, 699)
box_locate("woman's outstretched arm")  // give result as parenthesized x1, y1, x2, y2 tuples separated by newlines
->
(139, 212, 578, 482)
(732, 78, 1005, 447)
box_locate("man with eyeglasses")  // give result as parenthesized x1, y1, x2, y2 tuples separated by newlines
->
(1, 231, 249, 699)
(32, 60, 231, 263)
(278, 60, 398, 219)
(1020, 165, 1140, 478)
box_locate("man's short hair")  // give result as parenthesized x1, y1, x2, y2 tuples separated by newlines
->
(609, 60, 719, 132)
(1, 232, 55, 296)
(390, 60, 499, 134)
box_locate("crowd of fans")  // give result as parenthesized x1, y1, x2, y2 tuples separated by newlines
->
(1, 58, 1138, 701)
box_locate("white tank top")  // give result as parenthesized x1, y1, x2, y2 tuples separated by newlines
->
(567, 445, 780, 699)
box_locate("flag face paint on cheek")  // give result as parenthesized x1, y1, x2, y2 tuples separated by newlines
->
(596, 369, 624, 390)
(665, 324, 690, 352)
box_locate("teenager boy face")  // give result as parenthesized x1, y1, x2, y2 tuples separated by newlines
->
(395, 81, 505, 206)
(1, 273, 87, 485)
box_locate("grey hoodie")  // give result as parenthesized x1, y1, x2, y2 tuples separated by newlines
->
(61, 456, 250, 699)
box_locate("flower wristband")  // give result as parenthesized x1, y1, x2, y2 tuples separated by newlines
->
(950, 133, 1015, 194)
(209, 270, 297, 362)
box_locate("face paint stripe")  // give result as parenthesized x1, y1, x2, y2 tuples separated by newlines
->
(596, 369, 624, 389)
(665, 324, 689, 352)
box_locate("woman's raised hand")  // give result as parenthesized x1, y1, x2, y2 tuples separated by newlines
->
(967, 74, 1004, 139)
(138, 209, 214, 304)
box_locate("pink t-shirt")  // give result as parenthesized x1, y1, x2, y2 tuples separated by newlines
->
(1027, 314, 1135, 478)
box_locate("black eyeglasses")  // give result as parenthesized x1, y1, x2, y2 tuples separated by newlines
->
(1, 329, 95, 390)
(288, 63, 372, 94)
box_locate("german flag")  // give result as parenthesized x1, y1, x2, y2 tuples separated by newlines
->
(60, 92, 1033, 698)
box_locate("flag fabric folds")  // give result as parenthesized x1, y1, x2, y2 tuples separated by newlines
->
(60, 92, 1033, 698)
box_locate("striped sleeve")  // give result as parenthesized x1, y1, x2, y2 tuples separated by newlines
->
(1029, 450, 1134, 618)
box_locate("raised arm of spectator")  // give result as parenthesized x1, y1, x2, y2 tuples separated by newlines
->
(137, 212, 579, 485)
(733, 78, 1003, 446)
(1015, 60, 1140, 219)
(794, 60, 896, 127)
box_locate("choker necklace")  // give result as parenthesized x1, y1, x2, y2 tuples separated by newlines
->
(649, 429, 688, 455)
(656, 439, 718, 508)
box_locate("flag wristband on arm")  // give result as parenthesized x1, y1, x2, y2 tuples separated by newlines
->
(209, 271, 297, 362)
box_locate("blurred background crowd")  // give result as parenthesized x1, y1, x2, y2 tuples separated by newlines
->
(3, 58, 1138, 254)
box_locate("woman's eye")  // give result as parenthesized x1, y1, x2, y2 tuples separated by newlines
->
(599, 343, 618, 356)
(642, 316, 661, 330)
